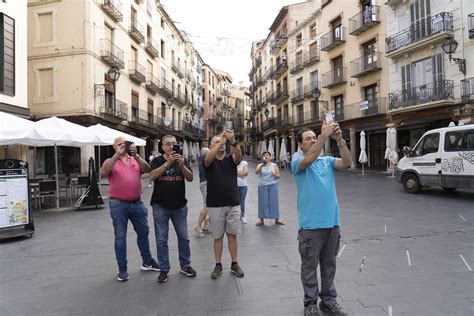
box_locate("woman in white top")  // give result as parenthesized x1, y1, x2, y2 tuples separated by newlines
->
(237, 160, 249, 224)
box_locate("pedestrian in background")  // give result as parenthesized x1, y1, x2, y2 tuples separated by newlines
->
(100, 137, 160, 282)
(204, 130, 244, 279)
(148, 150, 160, 187)
(255, 151, 284, 226)
(195, 147, 210, 237)
(236, 159, 249, 224)
(149, 135, 195, 283)
(291, 123, 351, 316)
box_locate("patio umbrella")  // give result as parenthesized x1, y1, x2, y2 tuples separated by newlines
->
(279, 137, 288, 162)
(87, 124, 146, 146)
(385, 127, 391, 171)
(183, 140, 189, 161)
(0, 111, 35, 145)
(268, 139, 274, 160)
(359, 131, 368, 175)
(260, 140, 267, 158)
(388, 128, 398, 177)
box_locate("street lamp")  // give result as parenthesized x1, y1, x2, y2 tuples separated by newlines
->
(107, 67, 121, 114)
(166, 96, 173, 108)
(442, 37, 466, 75)
(190, 107, 196, 120)
(264, 108, 270, 119)
(312, 87, 321, 99)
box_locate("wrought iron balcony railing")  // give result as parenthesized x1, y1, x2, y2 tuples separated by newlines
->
(269, 61, 288, 80)
(129, 60, 146, 84)
(100, 0, 123, 22)
(304, 82, 320, 99)
(273, 88, 289, 105)
(388, 80, 454, 110)
(146, 73, 160, 94)
(158, 78, 173, 97)
(322, 67, 347, 88)
(270, 35, 288, 54)
(344, 97, 386, 120)
(350, 53, 382, 78)
(349, 5, 380, 36)
(145, 39, 159, 58)
(100, 39, 124, 69)
(290, 55, 304, 74)
(461, 77, 474, 101)
(129, 18, 145, 43)
(303, 49, 320, 67)
(321, 27, 346, 51)
(100, 95, 128, 120)
(386, 12, 453, 54)
(292, 110, 321, 127)
(291, 87, 305, 104)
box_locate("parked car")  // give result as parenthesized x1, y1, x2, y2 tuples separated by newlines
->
(395, 125, 474, 193)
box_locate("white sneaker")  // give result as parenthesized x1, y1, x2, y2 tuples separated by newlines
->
(241, 217, 248, 224)
(147, 183, 152, 187)
(194, 227, 205, 238)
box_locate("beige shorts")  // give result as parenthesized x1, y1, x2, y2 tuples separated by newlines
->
(207, 206, 242, 239)
(199, 182, 207, 207)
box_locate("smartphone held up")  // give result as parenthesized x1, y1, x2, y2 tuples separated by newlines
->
(324, 111, 334, 124)
(172, 144, 182, 155)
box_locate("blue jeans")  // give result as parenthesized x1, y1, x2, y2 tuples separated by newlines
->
(238, 186, 248, 217)
(109, 199, 153, 270)
(152, 205, 190, 272)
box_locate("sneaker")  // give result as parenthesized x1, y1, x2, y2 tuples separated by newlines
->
(180, 266, 197, 277)
(230, 263, 244, 277)
(141, 259, 161, 271)
(157, 271, 168, 283)
(211, 265, 223, 279)
(241, 217, 248, 224)
(304, 303, 319, 316)
(194, 227, 205, 238)
(147, 183, 152, 187)
(319, 302, 347, 316)
(117, 268, 129, 282)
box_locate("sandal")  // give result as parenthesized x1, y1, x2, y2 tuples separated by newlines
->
(256, 219, 264, 226)
(275, 220, 285, 225)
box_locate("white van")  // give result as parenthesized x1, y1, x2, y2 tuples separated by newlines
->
(395, 125, 474, 193)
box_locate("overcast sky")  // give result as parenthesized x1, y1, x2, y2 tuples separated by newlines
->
(160, 0, 303, 86)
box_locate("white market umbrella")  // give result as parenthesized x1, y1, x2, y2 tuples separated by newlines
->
(87, 124, 146, 146)
(260, 140, 267, 157)
(448, 121, 456, 127)
(183, 140, 189, 160)
(388, 128, 398, 177)
(0, 111, 35, 145)
(384, 127, 391, 172)
(359, 131, 368, 175)
(279, 138, 288, 162)
(268, 139, 275, 160)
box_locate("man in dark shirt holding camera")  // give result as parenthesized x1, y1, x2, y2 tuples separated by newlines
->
(149, 134, 195, 283)
(204, 130, 244, 279)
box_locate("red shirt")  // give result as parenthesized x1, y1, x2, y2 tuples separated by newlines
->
(105, 156, 142, 201)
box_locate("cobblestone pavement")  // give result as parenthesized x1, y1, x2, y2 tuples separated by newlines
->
(1, 161, 473, 315)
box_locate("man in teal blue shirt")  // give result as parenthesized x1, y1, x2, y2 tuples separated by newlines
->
(291, 123, 352, 316)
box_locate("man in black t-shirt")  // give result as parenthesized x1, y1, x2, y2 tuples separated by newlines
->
(149, 135, 195, 283)
(204, 130, 244, 279)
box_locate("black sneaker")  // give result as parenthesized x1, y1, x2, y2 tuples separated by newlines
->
(211, 265, 223, 279)
(157, 271, 168, 283)
(304, 303, 319, 316)
(319, 302, 347, 316)
(230, 263, 244, 277)
(117, 268, 129, 282)
(141, 259, 161, 271)
(180, 266, 197, 277)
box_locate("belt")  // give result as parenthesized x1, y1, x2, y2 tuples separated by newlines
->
(110, 197, 141, 204)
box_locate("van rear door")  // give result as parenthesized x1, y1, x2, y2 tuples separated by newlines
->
(442, 128, 474, 189)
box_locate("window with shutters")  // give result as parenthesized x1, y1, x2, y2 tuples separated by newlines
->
(132, 90, 139, 119)
(147, 98, 153, 122)
(0, 13, 15, 96)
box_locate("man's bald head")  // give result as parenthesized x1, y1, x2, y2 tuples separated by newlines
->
(113, 136, 126, 148)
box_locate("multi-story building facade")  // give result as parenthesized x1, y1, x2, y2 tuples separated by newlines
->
(1, 0, 28, 160)
(26, 0, 204, 174)
(228, 84, 252, 153)
(202, 63, 221, 142)
(385, 0, 473, 150)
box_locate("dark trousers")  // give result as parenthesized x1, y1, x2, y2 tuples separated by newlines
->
(298, 227, 340, 306)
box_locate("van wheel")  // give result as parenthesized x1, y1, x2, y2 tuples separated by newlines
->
(402, 174, 421, 194)
(442, 187, 457, 192)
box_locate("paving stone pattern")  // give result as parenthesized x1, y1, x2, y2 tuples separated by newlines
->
(1, 162, 473, 315)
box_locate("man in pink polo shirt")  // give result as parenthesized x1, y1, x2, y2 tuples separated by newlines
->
(100, 137, 159, 282)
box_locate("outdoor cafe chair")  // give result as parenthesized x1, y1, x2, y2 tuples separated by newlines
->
(38, 180, 57, 211)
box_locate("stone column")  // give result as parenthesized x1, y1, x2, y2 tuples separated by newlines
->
(275, 134, 280, 163)
(290, 130, 296, 156)
(80, 145, 95, 174)
(349, 127, 356, 169)
(153, 139, 160, 152)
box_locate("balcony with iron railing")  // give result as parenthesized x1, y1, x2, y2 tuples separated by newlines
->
(290, 55, 304, 74)
(262, 118, 276, 132)
(173, 90, 186, 106)
(182, 121, 206, 138)
(386, 12, 453, 58)
(344, 97, 386, 120)
(322, 67, 347, 88)
(321, 0, 331, 8)
(270, 35, 288, 54)
(274, 115, 292, 129)
(256, 56, 262, 67)
(349, 5, 380, 36)
(129, 60, 146, 84)
(145, 38, 159, 58)
(292, 110, 322, 127)
(388, 80, 454, 110)
(129, 108, 154, 128)
(266, 90, 275, 104)
(158, 78, 173, 97)
(461, 78, 474, 101)
(99, 94, 128, 121)
(100, 0, 123, 22)
(273, 88, 289, 105)
(196, 83, 202, 92)
(291, 87, 305, 104)
(321, 27, 346, 51)
(146, 73, 160, 94)
(100, 39, 124, 69)
(172, 61, 184, 78)
(350, 53, 382, 78)
(304, 82, 320, 99)
(129, 18, 145, 43)
(303, 49, 320, 67)
(269, 61, 288, 80)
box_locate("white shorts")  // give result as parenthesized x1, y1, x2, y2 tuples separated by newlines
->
(207, 206, 242, 239)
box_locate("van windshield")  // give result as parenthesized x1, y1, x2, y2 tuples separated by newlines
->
(413, 133, 440, 156)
